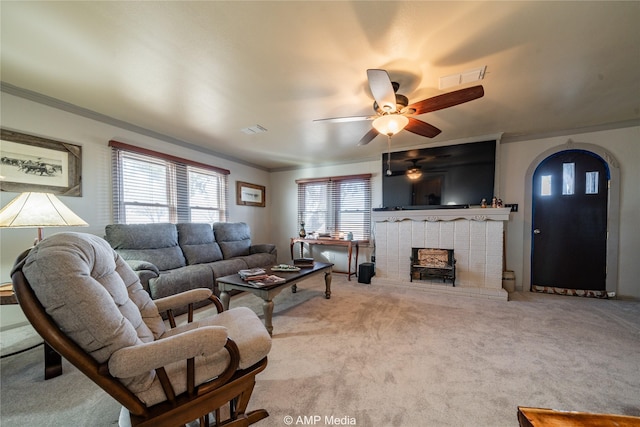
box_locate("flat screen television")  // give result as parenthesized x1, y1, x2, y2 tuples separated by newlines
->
(381, 140, 496, 209)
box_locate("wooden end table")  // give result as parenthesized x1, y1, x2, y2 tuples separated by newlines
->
(216, 262, 333, 335)
(1, 283, 62, 380)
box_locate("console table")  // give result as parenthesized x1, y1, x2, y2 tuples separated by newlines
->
(290, 238, 365, 281)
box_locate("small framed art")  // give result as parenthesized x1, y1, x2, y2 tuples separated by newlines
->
(236, 181, 265, 207)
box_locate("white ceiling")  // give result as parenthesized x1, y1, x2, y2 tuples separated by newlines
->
(1, 1, 639, 170)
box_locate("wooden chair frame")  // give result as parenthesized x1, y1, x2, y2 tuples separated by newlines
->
(12, 268, 268, 427)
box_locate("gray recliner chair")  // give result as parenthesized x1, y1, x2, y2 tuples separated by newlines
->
(12, 232, 272, 427)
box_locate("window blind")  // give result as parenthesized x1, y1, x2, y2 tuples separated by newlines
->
(296, 174, 372, 241)
(109, 140, 228, 224)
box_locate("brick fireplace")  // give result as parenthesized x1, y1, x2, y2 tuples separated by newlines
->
(372, 208, 512, 300)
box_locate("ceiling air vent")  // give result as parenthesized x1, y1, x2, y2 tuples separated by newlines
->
(439, 66, 486, 90)
(241, 124, 267, 135)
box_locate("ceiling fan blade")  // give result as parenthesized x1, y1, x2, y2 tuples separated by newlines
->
(357, 128, 380, 146)
(314, 115, 375, 123)
(407, 85, 484, 115)
(405, 117, 442, 138)
(367, 69, 397, 113)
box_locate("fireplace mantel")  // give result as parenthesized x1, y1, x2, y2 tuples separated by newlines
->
(372, 207, 512, 300)
(372, 207, 512, 223)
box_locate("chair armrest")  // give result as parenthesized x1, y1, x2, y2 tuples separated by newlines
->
(250, 244, 276, 255)
(154, 288, 213, 314)
(108, 326, 229, 378)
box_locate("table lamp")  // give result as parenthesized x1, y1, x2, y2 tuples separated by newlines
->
(0, 192, 89, 244)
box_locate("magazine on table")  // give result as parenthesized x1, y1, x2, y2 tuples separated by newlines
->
(238, 268, 267, 280)
(247, 274, 286, 288)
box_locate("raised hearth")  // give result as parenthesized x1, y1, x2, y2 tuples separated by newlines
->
(372, 208, 511, 300)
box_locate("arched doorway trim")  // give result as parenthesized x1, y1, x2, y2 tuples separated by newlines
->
(523, 140, 620, 294)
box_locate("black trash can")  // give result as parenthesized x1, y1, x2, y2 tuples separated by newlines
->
(358, 262, 375, 284)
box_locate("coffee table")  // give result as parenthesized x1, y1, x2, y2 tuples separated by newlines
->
(216, 262, 333, 335)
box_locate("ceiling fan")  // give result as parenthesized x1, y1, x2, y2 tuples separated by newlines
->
(384, 158, 426, 178)
(314, 69, 485, 146)
(385, 154, 450, 178)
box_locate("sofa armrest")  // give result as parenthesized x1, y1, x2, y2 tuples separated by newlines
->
(123, 260, 159, 293)
(108, 326, 230, 378)
(126, 260, 160, 275)
(250, 244, 277, 256)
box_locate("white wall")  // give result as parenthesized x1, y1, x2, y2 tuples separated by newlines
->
(0, 93, 271, 329)
(2, 92, 638, 330)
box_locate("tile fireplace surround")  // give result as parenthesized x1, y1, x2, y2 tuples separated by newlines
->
(372, 208, 512, 300)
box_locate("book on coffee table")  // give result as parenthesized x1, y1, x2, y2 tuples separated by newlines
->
(247, 274, 286, 288)
(293, 258, 315, 267)
(271, 264, 301, 272)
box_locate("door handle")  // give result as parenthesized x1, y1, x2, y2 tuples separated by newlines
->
(533, 229, 541, 234)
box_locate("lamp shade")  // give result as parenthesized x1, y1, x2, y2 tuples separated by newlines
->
(372, 114, 409, 136)
(0, 192, 88, 228)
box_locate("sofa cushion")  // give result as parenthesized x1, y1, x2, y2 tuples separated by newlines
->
(241, 253, 278, 269)
(105, 223, 186, 271)
(213, 222, 251, 258)
(218, 240, 252, 259)
(206, 258, 250, 283)
(176, 223, 223, 265)
(148, 264, 215, 300)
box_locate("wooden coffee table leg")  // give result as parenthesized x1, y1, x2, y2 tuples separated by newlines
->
(324, 270, 332, 299)
(262, 299, 274, 336)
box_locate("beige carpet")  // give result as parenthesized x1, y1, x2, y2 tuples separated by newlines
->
(2, 275, 639, 426)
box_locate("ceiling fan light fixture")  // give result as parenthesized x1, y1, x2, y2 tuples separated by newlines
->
(372, 114, 409, 136)
(407, 168, 422, 181)
(406, 167, 422, 180)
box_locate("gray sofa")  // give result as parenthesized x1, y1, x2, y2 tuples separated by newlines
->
(105, 222, 277, 311)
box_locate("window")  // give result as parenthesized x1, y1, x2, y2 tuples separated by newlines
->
(296, 174, 372, 241)
(562, 162, 575, 195)
(110, 140, 228, 224)
(585, 171, 599, 194)
(540, 175, 552, 196)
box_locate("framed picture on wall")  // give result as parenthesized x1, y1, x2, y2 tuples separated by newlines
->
(0, 129, 82, 196)
(236, 181, 265, 207)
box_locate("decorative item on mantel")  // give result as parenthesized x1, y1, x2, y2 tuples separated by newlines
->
(299, 222, 306, 238)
